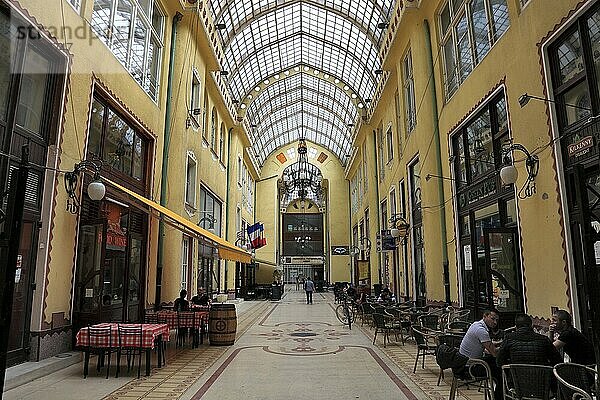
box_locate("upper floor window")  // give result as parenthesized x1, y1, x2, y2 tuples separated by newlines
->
(88, 96, 149, 189)
(452, 94, 509, 187)
(440, 0, 510, 98)
(185, 152, 197, 207)
(219, 123, 225, 160)
(386, 125, 394, 163)
(394, 90, 403, 157)
(548, 6, 599, 129)
(378, 128, 385, 181)
(210, 107, 217, 151)
(190, 70, 202, 127)
(402, 50, 417, 133)
(91, 0, 165, 100)
(199, 186, 222, 236)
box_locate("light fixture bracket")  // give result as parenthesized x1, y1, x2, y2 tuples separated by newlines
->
(64, 159, 105, 214)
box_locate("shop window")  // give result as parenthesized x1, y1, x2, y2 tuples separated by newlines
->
(87, 95, 149, 189)
(549, 7, 600, 129)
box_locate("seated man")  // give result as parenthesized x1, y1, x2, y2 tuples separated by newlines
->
(549, 309, 596, 365)
(191, 288, 211, 306)
(174, 289, 190, 311)
(459, 308, 502, 400)
(497, 314, 562, 367)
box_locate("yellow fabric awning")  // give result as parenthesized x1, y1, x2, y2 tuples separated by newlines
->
(103, 178, 251, 264)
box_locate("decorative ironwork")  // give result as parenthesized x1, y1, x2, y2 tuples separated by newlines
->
(279, 139, 325, 207)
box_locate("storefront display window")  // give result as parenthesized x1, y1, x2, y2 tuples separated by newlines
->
(452, 92, 524, 324)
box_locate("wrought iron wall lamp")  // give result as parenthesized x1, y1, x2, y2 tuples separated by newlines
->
(500, 143, 539, 199)
(389, 214, 410, 243)
(64, 159, 105, 214)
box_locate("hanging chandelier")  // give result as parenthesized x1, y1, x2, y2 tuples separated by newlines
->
(279, 139, 324, 207)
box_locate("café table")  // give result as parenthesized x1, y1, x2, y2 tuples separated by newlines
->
(76, 323, 169, 377)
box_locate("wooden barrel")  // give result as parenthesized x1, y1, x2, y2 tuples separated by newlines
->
(209, 303, 237, 345)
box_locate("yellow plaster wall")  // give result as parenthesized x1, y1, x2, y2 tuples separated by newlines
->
(22, 0, 173, 325)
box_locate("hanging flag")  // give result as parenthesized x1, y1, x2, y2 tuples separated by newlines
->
(247, 222, 262, 249)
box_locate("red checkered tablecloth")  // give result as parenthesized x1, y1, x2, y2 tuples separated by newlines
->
(155, 311, 208, 329)
(76, 323, 169, 349)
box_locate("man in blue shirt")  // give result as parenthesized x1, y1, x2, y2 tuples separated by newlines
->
(304, 277, 315, 304)
(459, 308, 501, 400)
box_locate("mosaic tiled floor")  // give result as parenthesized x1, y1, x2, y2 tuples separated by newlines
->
(101, 292, 490, 400)
(102, 301, 272, 400)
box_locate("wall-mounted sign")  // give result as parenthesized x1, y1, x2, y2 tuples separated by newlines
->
(567, 136, 593, 158)
(331, 246, 349, 255)
(458, 176, 497, 208)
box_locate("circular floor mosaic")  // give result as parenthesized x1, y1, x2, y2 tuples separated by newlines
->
(255, 322, 349, 355)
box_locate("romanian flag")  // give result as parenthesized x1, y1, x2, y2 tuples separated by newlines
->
(247, 222, 266, 249)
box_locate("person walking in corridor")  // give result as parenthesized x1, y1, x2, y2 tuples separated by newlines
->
(304, 276, 315, 304)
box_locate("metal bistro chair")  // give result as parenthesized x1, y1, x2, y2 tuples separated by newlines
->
(446, 320, 470, 334)
(553, 362, 598, 400)
(502, 364, 554, 400)
(449, 358, 495, 400)
(177, 311, 199, 348)
(411, 326, 438, 373)
(83, 325, 114, 379)
(437, 333, 465, 385)
(372, 312, 395, 348)
(384, 307, 411, 345)
(116, 324, 143, 379)
(418, 313, 441, 331)
(146, 312, 167, 364)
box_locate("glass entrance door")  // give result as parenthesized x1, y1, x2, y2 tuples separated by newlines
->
(483, 228, 524, 328)
(7, 220, 38, 366)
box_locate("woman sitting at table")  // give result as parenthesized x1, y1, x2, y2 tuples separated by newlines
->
(174, 289, 190, 311)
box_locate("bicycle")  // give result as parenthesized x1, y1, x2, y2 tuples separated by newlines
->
(335, 294, 355, 329)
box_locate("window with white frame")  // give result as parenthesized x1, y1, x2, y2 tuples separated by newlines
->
(350, 174, 359, 214)
(519, 0, 530, 9)
(386, 125, 394, 163)
(202, 93, 208, 139)
(237, 155, 242, 186)
(185, 152, 197, 207)
(362, 142, 368, 194)
(210, 107, 217, 151)
(402, 49, 417, 133)
(219, 124, 225, 160)
(394, 90, 403, 157)
(190, 69, 202, 126)
(181, 236, 190, 290)
(91, 0, 164, 100)
(378, 127, 385, 181)
(439, 0, 510, 98)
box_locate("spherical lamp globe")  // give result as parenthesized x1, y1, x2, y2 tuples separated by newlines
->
(87, 180, 106, 201)
(500, 165, 518, 185)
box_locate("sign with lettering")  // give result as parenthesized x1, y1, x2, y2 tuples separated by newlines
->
(331, 246, 349, 255)
(458, 176, 497, 208)
(567, 136, 593, 158)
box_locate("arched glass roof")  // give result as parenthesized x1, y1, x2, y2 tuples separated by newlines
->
(208, 0, 395, 167)
(246, 73, 356, 165)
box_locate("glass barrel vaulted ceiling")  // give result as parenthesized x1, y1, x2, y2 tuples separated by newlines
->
(208, 0, 395, 167)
